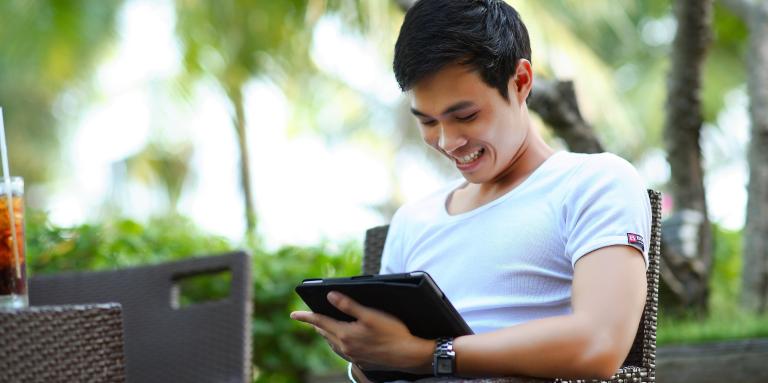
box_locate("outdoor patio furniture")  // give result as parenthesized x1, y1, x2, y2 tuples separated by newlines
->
(362, 190, 662, 383)
(28, 251, 253, 383)
(0, 303, 126, 383)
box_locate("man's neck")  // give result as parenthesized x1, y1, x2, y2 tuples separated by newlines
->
(477, 125, 555, 198)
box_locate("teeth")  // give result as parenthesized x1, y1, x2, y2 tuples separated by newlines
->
(457, 149, 483, 164)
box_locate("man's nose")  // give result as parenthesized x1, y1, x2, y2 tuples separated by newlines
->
(438, 125, 467, 153)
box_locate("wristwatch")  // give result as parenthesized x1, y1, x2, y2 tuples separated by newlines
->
(433, 337, 456, 376)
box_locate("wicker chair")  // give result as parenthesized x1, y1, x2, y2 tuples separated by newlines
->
(362, 190, 661, 383)
(0, 303, 126, 383)
(28, 251, 252, 383)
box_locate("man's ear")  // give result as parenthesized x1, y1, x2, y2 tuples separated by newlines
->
(507, 59, 533, 105)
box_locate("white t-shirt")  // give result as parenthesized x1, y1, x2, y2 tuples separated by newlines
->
(379, 151, 651, 334)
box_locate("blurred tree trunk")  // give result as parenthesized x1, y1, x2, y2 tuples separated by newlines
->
(528, 79, 603, 154)
(227, 86, 257, 234)
(722, 0, 768, 313)
(661, 0, 714, 312)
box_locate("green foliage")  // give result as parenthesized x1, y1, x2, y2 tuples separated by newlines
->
(709, 224, 742, 310)
(25, 210, 360, 382)
(174, 0, 372, 89)
(250, 245, 360, 382)
(656, 224, 768, 346)
(658, 309, 768, 346)
(175, 270, 233, 308)
(175, 0, 310, 84)
(0, 0, 123, 184)
(27, 211, 232, 273)
(701, 2, 749, 122)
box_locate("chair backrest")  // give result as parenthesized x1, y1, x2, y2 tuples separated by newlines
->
(362, 190, 661, 378)
(623, 190, 660, 375)
(28, 251, 252, 383)
(0, 303, 126, 382)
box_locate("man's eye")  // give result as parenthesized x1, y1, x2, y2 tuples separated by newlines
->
(420, 119, 438, 126)
(456, 112, 478, 122)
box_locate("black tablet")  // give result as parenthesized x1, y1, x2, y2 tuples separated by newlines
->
(295, 271, 473, 382)
(295, 271, 473, 339)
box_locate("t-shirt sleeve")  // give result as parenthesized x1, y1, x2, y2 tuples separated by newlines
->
(563, 154, 651, 269)
(379, 207, 407, 274)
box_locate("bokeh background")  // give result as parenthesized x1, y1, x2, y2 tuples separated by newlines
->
(1, 0, 765, 381)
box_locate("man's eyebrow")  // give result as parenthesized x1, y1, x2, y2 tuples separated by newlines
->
(410, 101, 476, 118)
(410, 108, 430, 118)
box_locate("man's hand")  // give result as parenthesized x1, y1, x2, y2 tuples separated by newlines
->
(290, 291, 435, 373)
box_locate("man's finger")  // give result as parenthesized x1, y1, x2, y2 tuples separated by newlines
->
(314, 325, 352, 359)
(290, 311, 343, 333)
(314, 325, 339, 344)
(326, 291, 375, 321)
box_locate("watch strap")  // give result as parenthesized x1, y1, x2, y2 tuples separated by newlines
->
(433, 337, 456, 376)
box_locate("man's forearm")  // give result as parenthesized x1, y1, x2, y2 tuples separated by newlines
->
(450, 247, 646, 379)
(454, 313, 629, 379)
(371, 311, 629, 379)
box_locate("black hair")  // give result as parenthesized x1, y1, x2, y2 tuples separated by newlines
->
(393, 0, 531, 100)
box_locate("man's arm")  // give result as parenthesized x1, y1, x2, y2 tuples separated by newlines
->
(453, 245, 646, 379)
(292, 244, 646, 380)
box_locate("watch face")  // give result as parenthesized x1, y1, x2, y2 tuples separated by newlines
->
(436, 358, 453, 374)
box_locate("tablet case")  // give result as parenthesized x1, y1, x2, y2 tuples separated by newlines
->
(295, 271, 473, 382)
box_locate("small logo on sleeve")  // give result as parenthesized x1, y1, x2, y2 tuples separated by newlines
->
(627, 233, 644, 251)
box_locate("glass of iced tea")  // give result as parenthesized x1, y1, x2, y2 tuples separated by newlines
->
(0, 177, 26, 309)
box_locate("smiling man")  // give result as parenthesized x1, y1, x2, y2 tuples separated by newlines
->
(291, 1, 651, 381)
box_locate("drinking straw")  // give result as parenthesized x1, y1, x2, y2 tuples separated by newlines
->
(0, 108, 21, 279)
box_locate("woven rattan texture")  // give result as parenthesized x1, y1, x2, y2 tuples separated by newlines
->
(362, 190, 662, 383)
(28, 252, 252, 383)
(363, 225, 389, 274)
(0, 304, 126, 383)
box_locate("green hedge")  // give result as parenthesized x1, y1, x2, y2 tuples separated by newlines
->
(26, 211, 358, 382)
(657, 224, 768, 345)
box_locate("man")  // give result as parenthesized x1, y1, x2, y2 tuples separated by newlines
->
(291, 0, 650, 381)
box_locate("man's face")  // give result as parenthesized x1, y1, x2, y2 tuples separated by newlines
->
(409, 63, 529, 184)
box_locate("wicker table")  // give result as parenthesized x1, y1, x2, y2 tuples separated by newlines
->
(0, 303, 126, 383)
